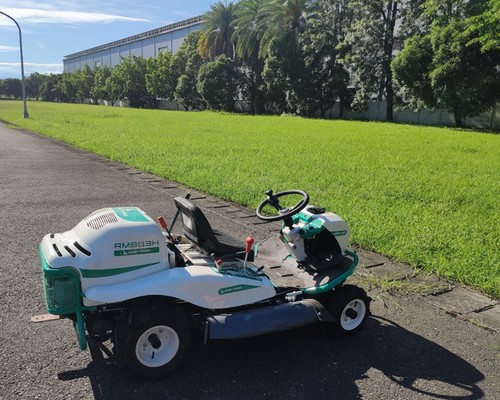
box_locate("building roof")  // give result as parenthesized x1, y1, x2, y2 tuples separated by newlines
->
(63, 15, 204, 60)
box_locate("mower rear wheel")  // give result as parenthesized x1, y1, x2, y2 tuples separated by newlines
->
(326, 285, 371, 335)
(114, 311, 190, 378)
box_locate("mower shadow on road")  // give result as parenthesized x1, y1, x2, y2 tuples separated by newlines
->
(58, 316, 484, 400)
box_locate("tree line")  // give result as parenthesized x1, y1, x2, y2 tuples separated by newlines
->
(1, 0, 498, 127)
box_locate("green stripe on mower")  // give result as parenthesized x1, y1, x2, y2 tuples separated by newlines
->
(80, 262, 159, 278)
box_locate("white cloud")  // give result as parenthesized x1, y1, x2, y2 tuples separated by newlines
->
(0, 44, 18, 52)
(0, 1, 55, 10)
(0, 61, 63, 77)
(0, 8, 150, 25)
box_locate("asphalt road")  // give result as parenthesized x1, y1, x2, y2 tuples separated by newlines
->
(0, 123, 498, 400)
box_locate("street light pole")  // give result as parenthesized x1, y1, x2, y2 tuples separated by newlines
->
(0, 10, 29, 118)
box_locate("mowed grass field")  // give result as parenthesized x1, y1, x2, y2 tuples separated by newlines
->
(1, 101, 499, 297)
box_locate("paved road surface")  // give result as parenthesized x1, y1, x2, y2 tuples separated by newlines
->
(0, 123, 498, 400)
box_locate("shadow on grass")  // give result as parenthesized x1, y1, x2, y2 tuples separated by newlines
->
(58, 316, 484, 400)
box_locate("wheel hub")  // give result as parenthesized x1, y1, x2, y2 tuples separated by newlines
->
(345, 308, 358, 319)
(340, 299, 367, 331)
(148, 333, 162, 349)
(135, 325, 180, 368)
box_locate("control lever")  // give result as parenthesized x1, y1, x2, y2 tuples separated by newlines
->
(243, 236, 254, 275)
(157, 215, 175, 242)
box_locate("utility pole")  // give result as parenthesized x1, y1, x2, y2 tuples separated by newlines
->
(0, 10, 29, 118)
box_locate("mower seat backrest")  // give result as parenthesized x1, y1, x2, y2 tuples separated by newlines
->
(173, 196, 247, 258)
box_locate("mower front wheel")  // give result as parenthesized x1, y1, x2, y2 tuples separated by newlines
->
(114, 311, 190, 379)
(326, 285, 371, 335)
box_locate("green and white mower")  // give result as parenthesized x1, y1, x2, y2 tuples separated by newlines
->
(36, 190, 371, 378)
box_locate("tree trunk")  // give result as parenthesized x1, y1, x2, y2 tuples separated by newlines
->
(339, 101, 345, 119)
(254, 58, 265, 114)
(386, 75, 394, 122)
(453, 110, 463, 127)
(383, 0, 398, 122)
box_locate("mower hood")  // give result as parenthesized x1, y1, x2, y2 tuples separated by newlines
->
(40, 207, 173, 292)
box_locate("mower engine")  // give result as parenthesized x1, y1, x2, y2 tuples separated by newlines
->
(39, 207, 173, 314)
(280, 205, 350, 263)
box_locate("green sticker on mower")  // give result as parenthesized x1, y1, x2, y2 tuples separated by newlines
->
(218, 284, 259, 295)
(113, 207, 149, 222)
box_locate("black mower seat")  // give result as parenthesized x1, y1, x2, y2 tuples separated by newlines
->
(174, 196, 253, 260)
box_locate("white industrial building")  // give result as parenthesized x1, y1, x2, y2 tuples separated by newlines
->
(63, 16, 203, 73)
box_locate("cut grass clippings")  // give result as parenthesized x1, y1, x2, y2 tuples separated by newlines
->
(1, 101, 499, 297)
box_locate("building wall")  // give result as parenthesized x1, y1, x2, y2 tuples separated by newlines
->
(63, 16, 203, 73)
(323, 101, 500, 129)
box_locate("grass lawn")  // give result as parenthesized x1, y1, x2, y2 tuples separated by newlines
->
(1, 100, 499, 297)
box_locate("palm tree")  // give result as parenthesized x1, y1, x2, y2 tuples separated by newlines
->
(198, 1, 238, 61)
(258, 0, 308, 61)
(233, 0, 266, 112)
(233, 0, 265, 62)
(257, 0, 309, 113)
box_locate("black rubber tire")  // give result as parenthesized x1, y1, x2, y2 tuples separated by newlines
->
(325, 285, 371, 336)
(113, 310, 190, 379)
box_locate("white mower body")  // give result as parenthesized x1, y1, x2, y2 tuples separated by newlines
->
(40, 206, 276, 309)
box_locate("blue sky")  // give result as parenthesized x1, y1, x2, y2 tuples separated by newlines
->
(0, 0, 215, 79)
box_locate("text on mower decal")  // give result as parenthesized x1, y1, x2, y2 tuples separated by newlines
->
(114, 240, 160, 249)
(218, 284, 260, 295)
(114, 241, 160, 256)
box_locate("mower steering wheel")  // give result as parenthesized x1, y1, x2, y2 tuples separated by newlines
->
(256, 189, 309, 226)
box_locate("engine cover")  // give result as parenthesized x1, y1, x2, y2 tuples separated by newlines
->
(280, 205, 351, 261)
(40, 207, 173, 291)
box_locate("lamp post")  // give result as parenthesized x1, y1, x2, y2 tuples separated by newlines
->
(0, 10, 29, 118)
